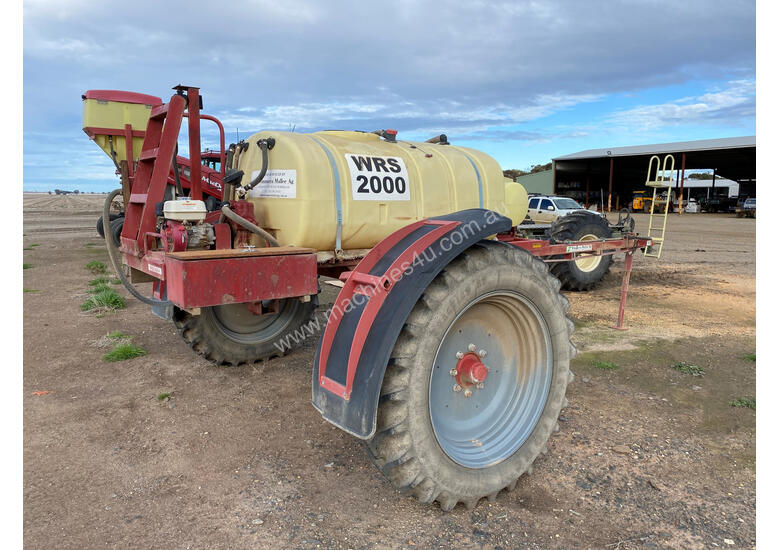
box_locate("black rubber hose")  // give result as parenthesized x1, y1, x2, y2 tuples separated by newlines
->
(244, 139, 272, 191)
(103, 189, 170, 306)
(220, 204, 280, 247)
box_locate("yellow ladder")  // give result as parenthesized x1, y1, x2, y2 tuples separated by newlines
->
(643, 154, 674, 258)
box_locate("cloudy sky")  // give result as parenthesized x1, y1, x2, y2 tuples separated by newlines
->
(23, 0, 755, 191)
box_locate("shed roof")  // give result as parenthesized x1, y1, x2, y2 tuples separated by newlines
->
(553, 136, 755, 161)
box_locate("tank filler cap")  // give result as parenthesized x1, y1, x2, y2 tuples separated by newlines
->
(377, 129, 397, 142)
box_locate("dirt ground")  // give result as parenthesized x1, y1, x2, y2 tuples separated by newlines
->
(23, 194, 756, 549)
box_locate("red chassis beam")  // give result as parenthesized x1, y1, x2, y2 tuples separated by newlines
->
(120, 248, 318, 309)
(165, 252, 318, 309)
(498, 234, 652, 262)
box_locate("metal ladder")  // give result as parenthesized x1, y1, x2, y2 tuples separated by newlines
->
(643, 154, 674, 258)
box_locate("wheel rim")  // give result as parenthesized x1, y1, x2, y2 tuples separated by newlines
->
(573, 233, 601, 272)
(429, 291, 553, 469)
(210, 300, 299, 344)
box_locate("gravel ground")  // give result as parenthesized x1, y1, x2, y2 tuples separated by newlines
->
(23, 195, 755, 549)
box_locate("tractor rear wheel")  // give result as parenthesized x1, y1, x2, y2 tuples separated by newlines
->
(366, 241, 574, 511)
(97, 213, 122, 238)
(173, 297, 318, 365)
(108, 217, 124, 249)
(549, 211, 613, 291)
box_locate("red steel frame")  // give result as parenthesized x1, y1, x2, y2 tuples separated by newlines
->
(498, 234, 651, 330)
(111, 86, 318, 309)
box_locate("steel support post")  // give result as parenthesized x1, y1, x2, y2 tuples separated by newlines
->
(612, 250, 634, 330)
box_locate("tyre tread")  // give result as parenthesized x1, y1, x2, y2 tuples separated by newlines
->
(367, 241, 574, 510)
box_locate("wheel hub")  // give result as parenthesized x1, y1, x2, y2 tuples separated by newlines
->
(452, 349, 488, 391)
(429, 291, 553, 469)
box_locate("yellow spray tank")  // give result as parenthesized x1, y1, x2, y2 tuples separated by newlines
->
(234, 130, 528, 253)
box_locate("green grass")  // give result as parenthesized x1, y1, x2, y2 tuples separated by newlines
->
(23, 263, 33, 269)
(157, 392, 171, 401)
(23, 288, 40, 293)
(592, 360, 619, 370)
(672, 361, 705, 376)
(744, 353, 756, 362)
(88, 277, 121, 290)
(729, 397, 756, 410)
(107, 330, 128, 339)
(23, 244, 40, 251)
(88, 284, 111, 294)
(80, 288, 126, 311)
(103, 343, 147, 362)
(85, 260, 107, 274)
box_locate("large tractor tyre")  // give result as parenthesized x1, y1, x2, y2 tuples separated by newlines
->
(173, 296, 318, 365)
(96, 213, 122, 238)
(366, 242, 574, 511)
(549, 211, 613, 291)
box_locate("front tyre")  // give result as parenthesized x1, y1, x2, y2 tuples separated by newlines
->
(366, 241, 574, 511)
(549, 211, 613, 291)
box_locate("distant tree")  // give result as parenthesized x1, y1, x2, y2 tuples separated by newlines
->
(503, 162, 553, 180)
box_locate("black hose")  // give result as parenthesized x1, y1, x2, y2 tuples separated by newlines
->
(220, 204, 280, 247)
(103, 189, 170, 306)
(107, 136, 121, 171)
(244, 140, 270, 191)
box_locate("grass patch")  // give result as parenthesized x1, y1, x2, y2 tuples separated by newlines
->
(103, 343, 147, 362)
(729, 397, 755, 410)
(88, 283, 111, 294)
(23, 288, 40, 293)
(23, 244, 40, 250)
(85, 260, 107, 274)
(744, 353, 756, 362)
(23, 263, 33, 269)
(672, 361, 705, 376)
(30, 243, 40, 247)
(107, 330, 128, 340)
(81, 288, 126, 312)
(592, 360, 619, 370)
(157, 392, 171, 401)
(111, 278, 121, 285)
(89, 276, 110, 286)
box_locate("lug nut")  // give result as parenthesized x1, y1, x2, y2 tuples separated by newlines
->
(453, 384, 462, 392)
(468, 343, 477, 352)
(464, 389, 473, 398)
(478, 349, 487, 358)
(455, 351, 464, 359)
(449, 368, 458, 376)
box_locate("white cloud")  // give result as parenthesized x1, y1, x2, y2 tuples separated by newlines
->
(606, 80, 755, 131)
